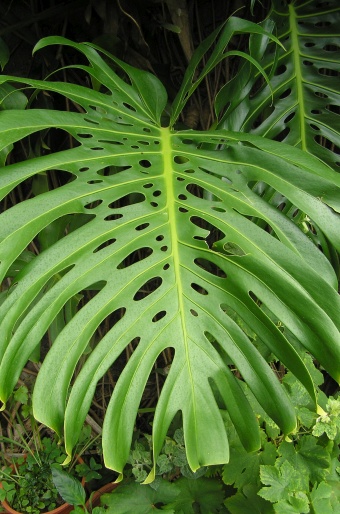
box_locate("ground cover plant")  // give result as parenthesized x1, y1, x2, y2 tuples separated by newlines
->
(0, 0, 339, 498)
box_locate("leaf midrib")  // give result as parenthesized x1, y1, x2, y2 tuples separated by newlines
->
(162, 126, 198, 432)
(289, 3, 307, 152)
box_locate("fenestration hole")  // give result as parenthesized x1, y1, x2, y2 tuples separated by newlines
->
(136, 223, 150, 231)
(133, 277, 163, 301)
(194, 258, 227, 278)
(191, 283, 209, 295)
(117, 247, 153, 269)
(140, 160, 152, 168)
(104, 214, 123, 221)
(93, 238, 116, 253)
(174, 156, 189, 164)
(152, 311, 167, 322)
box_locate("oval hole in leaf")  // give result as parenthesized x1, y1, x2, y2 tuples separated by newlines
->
(273, 126, 290, 142)
(87, 179, 103, 184)
(319, 68, 339, 76)
(249, 290, 260, 305)
(98, 165, 131, 176)
(104, 214, 123, 221)
(174, 156, 190, 164)
(310, 124, 320, 131)
(133, 277, 163, 301)
(152, 311, 166, 322)
(79, 167, 89, 172)
(187, 184, 222, 202)
(194, 258, 227, 278)
(84, 118, 99, 125)
(314, 135, 340, 154)
(78, 133, 93, 138)
(109, 307, 127, 328)
(275, 64, 287, 76)
(136, 223, 150, 231)
(279, 88, 291, 100)
(190, 217, 225, 246)
(88, 105, 107, 114)
(191, 283, 209, 295)
(123, 102, 137, 112)
(109, 193, 145, 208)
(98, 139, 124, 145)
(84, 200, 103, 209)
(93, 238, 116, 253)
(325, 104, 339, 114)
(284, 112, 296, 124)
(190, 309, 198, 317)
(314, 91, 328, 98)
(140, 160, 152, 168)
(323, 44, 339, 52)
(117, 247, 153, 269)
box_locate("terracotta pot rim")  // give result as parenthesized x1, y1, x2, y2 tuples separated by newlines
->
(85, 482, 118, 509)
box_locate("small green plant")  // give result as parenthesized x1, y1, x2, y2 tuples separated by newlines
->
(126, 428, 207, 483)
(51, 465, 107, 514)
(0, 410, 102, 514)
(0, 436, 71, 513)
(222, 363, 340, 514)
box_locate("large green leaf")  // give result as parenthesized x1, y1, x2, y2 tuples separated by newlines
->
(216, 0, 340, 169)
(0, 29, 339, 480)
(215, 0, 340, 271)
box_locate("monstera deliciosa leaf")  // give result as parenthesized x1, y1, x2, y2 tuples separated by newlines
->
(216, 0, 340, 166)
(216, 0, 340, 270)
(0, 8, 339, 481)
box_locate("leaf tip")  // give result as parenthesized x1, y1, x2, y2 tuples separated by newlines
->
(62, 453, 72, 466)
(114, 473, 124, 484)
(143, 468, 156, 484)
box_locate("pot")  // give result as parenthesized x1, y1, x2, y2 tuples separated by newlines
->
(85, 482, 118, 509)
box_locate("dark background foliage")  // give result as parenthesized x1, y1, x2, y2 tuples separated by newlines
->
(0, 0, 271, 128)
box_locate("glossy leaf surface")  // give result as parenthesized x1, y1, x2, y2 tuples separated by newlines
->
(0, 24, 339, 479)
